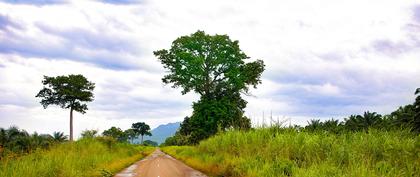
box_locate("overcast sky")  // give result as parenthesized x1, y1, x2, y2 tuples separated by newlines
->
(0, 0, 419, 137)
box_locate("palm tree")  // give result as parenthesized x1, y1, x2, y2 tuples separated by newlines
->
(323, 119, 342, 133)
(390, 105, 415, 129)
(305, 119, 322, 131)
(132, 122, 152, 144)
(52, 132, 68, 142)
(344, 112, 382, 131)
(360, 111, 382, 130)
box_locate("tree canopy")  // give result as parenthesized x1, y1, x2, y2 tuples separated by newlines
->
(155, 31, 264, 144)
(154, 30, 264, 97)
(36, 74, 95, 141)
(132, 122, 152, 144)
(102, 127, 125, 141)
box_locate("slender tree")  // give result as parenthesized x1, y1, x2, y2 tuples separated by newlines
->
(36, 74, 95, 141)
(414, 88, 420, 132)
(131, 122, 152, 144)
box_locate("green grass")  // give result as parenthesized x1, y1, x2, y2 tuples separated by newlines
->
(162, 128, 420, 177)
(0, 138, 155, 177)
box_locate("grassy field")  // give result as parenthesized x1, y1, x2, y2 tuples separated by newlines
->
(0, 138, 155, 177)
(162, 128, 420, 177)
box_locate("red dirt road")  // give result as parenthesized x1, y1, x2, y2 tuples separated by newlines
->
(114, 149, 207, 177)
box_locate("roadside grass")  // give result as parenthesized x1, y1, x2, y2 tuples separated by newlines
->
(162, 128, 420, 177)
(0, 138, 155, 177)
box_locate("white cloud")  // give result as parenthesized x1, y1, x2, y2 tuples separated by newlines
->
(0, 0, 419, 136)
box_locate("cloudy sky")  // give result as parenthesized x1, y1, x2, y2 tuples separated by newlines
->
(0, 0, 419, 137)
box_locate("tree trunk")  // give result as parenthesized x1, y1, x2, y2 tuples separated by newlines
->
(141, 135, 143, 144)
(69, 107, 73, 141)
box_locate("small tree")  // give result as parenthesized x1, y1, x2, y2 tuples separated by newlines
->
(414, 88, 420, 132)
(36, 74, 95, 141)
(131, 122, 152, 144)
(80, 129, 98, 139)
(102, 127, 125, 141)
(123, 129, 137, 144)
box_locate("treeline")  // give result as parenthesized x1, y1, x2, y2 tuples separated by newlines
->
(88, 122, 157, 146)
(303, 88, 419, 133)
(0, 122, 155, 159)
(0, 127, 67, 159)
(163, 88, 420, 145)
(304, 108, 418, 133)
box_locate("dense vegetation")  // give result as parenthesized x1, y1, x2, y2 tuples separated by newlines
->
(155, 31, 265, 144)
(0, 123, 155, 176)
(0, 137, 154, 177)
(162, 128, 420, 177)
(160, 88, 420, 176)
(164, 88, 420, 146)
(0, 127, 67, 159)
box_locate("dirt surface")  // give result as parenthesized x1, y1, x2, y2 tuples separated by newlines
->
(114, 149, 207, 177)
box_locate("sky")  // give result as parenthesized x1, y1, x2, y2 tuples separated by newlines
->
(0, 0, 419, 137)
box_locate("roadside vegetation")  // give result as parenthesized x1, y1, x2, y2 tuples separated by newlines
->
(161, 87, 420, 177)
(163, 128, 420, 177)
(0, 128, 154, 177)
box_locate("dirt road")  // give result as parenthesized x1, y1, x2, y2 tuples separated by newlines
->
(114, 149, 207, 177)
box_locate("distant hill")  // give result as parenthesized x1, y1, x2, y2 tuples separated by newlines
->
(134, 122, 180, 145)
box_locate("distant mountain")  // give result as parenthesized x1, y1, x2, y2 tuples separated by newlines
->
(134, 122, 180, 145)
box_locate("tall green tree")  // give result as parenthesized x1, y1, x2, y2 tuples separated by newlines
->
(414, 88, 420, 132)
(131, 122, 152, 144)
(154, 30, 264, 98)
(154, 31, 264, 143)
(36, 74, 95, 141)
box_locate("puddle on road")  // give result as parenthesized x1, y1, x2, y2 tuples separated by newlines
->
(114, 163, 138, 177)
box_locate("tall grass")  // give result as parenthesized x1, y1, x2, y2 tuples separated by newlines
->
(0, 138, 155, 177)
(162, 128, 420, 177)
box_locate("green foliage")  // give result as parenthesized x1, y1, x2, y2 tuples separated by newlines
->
(142, 140, 158, 146)
(154, 30, 264, 96)
(52, 132, 67, 142)
(132, 122, 152, 144)
(414, 88, 420, 132)
(162, 128, 420, 177)
(80, 129, 98, 139)
(0, 126, 57, 158)
(102, 127, 126, 142)
(155, 31, 264, 144)
(0, 138, 155, 177)
(35, 74, 95, 113)
(123, 129, 137, 144)
(344, 111, 382, 131)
